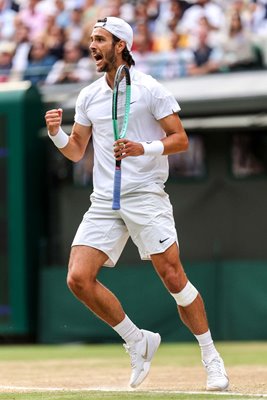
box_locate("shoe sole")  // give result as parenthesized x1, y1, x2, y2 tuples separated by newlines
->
(130, 333, 161, 388)
(206, 378, 229, 391)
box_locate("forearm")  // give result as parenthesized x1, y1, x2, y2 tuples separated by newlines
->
(161, 132, 189, 155)
(140, 133, 188, 156)
(45, 109, 91, 162)
(48, 127, 87, 162)
(114, 131, 189, 161)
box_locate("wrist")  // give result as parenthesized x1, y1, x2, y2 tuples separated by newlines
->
(140, 140, 164, 156)
(48, 126, 69, 148)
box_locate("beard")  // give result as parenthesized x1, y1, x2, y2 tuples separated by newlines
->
(96, 46, 117, 73)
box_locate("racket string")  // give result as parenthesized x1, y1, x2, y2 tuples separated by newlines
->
(116, 75, 127, 135)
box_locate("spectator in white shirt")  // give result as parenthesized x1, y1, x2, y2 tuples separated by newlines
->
(45, 40, 94, 84)
(0, 0, 17, 40)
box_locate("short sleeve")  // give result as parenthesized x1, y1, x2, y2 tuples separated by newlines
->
(74, 90, 92, 127)
(149, 81, 181, 120)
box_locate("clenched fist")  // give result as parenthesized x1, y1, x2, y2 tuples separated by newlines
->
(45, 108, 63, 136)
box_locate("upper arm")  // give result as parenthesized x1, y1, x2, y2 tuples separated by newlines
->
(159, 113, 186, 137)
(158, 113, 189, 154)
(71, 122, 92, 151)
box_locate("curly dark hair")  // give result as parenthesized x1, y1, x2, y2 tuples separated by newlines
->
(112, 35, 135, 66)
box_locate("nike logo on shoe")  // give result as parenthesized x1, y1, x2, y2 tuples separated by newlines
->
(159, 237, 169, 243)
(142, 338, 148, 360)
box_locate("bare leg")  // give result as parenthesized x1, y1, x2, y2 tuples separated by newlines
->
(67, 245, 125, 326)
(152, 243, 229, 391)
(151, 242, 209, 335)
(68, 246, 160, 388)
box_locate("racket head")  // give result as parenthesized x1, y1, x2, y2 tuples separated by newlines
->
(112, 65, 131, 141)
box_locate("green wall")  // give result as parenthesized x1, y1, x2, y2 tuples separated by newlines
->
(0, 83, 43, 337)
(38, 261, 267, 343)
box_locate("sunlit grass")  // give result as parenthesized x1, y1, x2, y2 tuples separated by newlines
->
(1, 341, 266, 365)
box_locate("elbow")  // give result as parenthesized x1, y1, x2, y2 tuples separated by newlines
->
(164, 131, 189, 154)
(71, 154, 84, 163)
(69, 144, 86, 163)
(183, 135, 189, 152)
(176, 133, 189, 153)
(65, 150, 84, 163)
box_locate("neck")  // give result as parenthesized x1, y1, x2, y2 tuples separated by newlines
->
(106, 71, 116, 89)
(106, 62, 128, 89)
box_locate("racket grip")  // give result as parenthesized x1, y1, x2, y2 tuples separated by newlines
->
(112, 168, 121, 210)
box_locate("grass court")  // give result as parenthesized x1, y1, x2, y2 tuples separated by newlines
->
(0, 341, 266, 400)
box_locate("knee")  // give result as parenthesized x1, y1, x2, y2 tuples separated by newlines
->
(170, 281, 199, 307)
(67, 260, 94, 295)
(67, 270, 84, 295)
(160, 262, 187, 293)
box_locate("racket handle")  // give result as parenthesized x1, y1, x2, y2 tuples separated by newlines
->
(112, 168, 121, 210)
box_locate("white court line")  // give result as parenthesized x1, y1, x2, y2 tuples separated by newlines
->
(0, 386, 266, 397)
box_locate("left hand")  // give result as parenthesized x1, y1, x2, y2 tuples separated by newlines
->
(113, 139, 144, 160)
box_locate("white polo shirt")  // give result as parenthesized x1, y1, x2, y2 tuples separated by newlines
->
(74, 67, 180, 199)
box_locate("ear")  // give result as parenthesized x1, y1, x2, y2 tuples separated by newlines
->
(116, 40, 126, 54)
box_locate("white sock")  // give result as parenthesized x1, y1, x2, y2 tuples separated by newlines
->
(113, 315, 143, 345)
(194, 330, 219, 363)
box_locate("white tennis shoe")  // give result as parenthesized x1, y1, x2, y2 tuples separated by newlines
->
(123, 329, 161, 388)
(203, 355, 229, 391)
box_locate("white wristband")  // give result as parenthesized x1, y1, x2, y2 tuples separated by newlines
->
(140, 140, 164, 156)
(48, 127, 69, 149)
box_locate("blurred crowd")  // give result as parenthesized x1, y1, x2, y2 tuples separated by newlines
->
(0, 0, 267, 85)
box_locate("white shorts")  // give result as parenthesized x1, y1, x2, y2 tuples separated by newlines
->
(72, 183, 179, 267)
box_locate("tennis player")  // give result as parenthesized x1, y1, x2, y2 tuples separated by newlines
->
(45, 16, 229, 391)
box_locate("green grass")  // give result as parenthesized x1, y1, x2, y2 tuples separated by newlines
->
(0, 342, 266, 400)
(1, 342, 267, 365)
(0, 392, 263, 400)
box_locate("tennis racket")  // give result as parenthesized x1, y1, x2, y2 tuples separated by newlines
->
(112, 64, 131, 210)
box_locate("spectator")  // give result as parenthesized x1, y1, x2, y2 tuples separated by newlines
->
(132, 0, 157, 33)
(1, 0, 265, 85)
(45, 23, 66, 60)
(154, 0, 191, 52)
(132, 29, 155, 75)
(219, 10, 258, 71)
(228, 0, 250, 26)
(153, 0, 190, 49)
(248, 0, 267, 67)
(120, 0, 135, 24)
(18, 0, 47, 40)
(133, 27, 193, 79)
(0, 0, 17, 40)
(82, 0, 102, 27)
(0, 41, 15, 82)
(157, 31, 194, 78)
(10, 20, 31, 80)
(249, 0, 267, 34)
(132, 19, 154, 52)
(81, 0, 103, 53)
(23, 37, 56, 85)
(178, 0, 226, 42)
(187, 19, 222, 75)
(131, 17, 157, 76)
(45, 40, 94, 84)
(54, 0, 71, 29)
(36, 0, 57, 16)
(134, 0, 160, 32)
(65, 7, 84, 43)
(98, 0, 122, 19)
(11, 0, 19, 12)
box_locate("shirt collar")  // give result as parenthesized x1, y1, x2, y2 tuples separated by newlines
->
(101, 66, 135, 93)
(101, 75, 112, 94)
